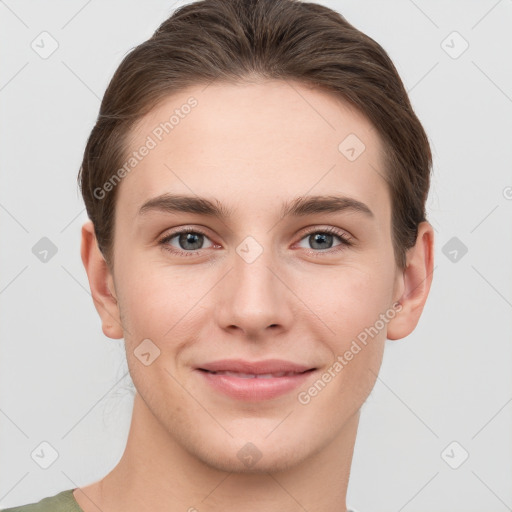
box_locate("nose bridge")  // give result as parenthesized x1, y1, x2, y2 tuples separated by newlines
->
(215, 236, 292, 335)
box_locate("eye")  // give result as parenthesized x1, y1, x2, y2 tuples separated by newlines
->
(157, 226, 353, 258)
(159, 228, 215, 256)
(296, 226, 354, 253)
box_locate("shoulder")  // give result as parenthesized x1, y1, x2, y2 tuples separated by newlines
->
(0, 489, 83, 512)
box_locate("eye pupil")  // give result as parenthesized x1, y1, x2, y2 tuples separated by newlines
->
(179, 232, 203, 250)
(309, 233, 333, 250)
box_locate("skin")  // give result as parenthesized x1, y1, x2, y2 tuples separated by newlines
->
(77, 80, 434, 512)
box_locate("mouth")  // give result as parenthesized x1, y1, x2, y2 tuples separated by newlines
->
(195, 360, 317, 401)
(197, 358, 316, 375)
(197, 369, 315, 379)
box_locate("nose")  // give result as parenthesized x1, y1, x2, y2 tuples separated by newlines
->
(214, 242, 295, 339)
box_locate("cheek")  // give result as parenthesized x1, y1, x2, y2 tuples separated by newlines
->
(114, 262, 216, 388)
(299, 264, 393, 342)
(294, 276, 389, 420)
(329, 270, 392, 398)
(297, 266, 392, 403)
(116, 258, 203, 336)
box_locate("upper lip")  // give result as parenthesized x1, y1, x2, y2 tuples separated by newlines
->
(197, 359, 315, 374)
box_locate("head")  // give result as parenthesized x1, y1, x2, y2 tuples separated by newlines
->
(79, 0, 434, 473)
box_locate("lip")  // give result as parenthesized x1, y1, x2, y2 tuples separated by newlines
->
(195, 359, 317, 401)
(198, 358, 314, 374)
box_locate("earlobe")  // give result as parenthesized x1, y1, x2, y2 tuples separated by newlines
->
(80, 221, 124, 340)
(387, 221, 435, 341)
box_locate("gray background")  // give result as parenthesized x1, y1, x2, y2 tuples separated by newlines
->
(1, 1, 511, 511)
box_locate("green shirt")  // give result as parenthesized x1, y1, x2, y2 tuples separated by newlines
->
(0, 489, 83, 512)
(1, 489, 358, 511)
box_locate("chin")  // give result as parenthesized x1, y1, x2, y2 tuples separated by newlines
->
(190, 431, 312, 475)
(203, 447, 307, 475)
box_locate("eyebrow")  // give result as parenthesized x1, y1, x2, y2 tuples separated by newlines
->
(138, 193, 374, 219)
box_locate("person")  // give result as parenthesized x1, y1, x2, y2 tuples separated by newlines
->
(1, 0, 434, 510)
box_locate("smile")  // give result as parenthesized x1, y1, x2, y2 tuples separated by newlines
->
(202, 370, 305, 378)
(196, 366, 316, 401)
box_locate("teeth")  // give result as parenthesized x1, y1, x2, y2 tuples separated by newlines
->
(209, 370, 296, 378)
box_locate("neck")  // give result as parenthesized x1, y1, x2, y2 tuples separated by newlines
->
(77, 392, 359, 512)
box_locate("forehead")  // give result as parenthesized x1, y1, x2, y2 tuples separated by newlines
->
(117, 80, 390, 223)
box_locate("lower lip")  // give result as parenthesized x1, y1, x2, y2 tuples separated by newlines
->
(196, 369, 315, 401)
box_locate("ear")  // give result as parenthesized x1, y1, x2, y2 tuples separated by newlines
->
(80, 220, 124, 339)
(387, 221, 434, 340)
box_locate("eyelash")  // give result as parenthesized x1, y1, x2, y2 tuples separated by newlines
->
(158, 226, 354, 258)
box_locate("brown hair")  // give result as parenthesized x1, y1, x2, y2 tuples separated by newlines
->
(78, 0, 432, 271)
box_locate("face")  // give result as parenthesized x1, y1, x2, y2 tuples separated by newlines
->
(104, 80, 404, 472)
